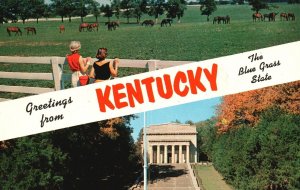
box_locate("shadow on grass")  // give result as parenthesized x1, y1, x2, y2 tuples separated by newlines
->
(149, 164, 188, 184)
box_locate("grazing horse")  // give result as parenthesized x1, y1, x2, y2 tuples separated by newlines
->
(252, 13, 263, 22)
(213, 16, 230, 24)
(59, 25, 65, 33)
(288, 13, 295, 21)
(7, 26, 22, 36)
(161, 18, 172, 27)
(213, 16, 219, 24)
(79, 23, 90, 32)
(24, 27, 36, 35)
(89, 23, 99, 31)
(105, 21, 119, 31)
(269, 12, 278, 21)
(141, 20, 154, 27)
(280, 13, 288, 21)
(225, 15, 230, 24)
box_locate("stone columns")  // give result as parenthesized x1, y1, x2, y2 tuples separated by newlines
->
(149, 145, 153, 164)
(179, 145, 182, 163)
(171, 145, 175, 163)
(164, 145, 168, 164)
(186, 145, 190, 163)
(157, 145, 160, 164)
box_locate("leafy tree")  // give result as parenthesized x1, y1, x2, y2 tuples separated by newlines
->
(73, 0, 90, 23)
(52, 116, 139, 189)
(112, 0, 121, 20)
(50, 0, 75, 22)
(89, 0, 101, 22)
(199, 0, 216, 22)
(217, 81, 300, 133)
(148, 0, 165, 23)
(166, 0, 187, 23)
(196, 118, 217, 161)
(248, 0, 269, 13)
(0, 0, 18, 24)
(121, 0, 135, 23)
(185, 120, 194, 125)
(18, 0, 34, 24)
(132, 0, 148, 23)
(288, 0, 300, 3)
(100, 4, 114, 21)
(43, 4, 53, 20)
(212, 108, 300, 189)
(0, 134, 67, 189)
(31, 0, 46, 23)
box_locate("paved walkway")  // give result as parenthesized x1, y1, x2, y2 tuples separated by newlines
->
(132, 164, 198, 190)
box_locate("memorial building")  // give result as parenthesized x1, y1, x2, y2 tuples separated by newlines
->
(142, 123, 198, 164)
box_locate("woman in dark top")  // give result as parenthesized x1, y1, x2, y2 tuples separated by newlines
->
(89, 48, 119, 83)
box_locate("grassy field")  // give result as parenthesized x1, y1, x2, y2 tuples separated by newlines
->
(0, 3, 299, 98)
(195, 165, 233, 190)
(0, 4, 299, 61)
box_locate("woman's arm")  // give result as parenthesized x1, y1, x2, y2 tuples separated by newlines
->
(89, 66, 95, 78)
(109, 58, 119, 77)
(79, 56, 89, 72)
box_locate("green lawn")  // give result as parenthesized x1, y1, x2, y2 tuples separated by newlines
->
(0, 4, 299, 61)
(0, 3, 299, 99)
(195, 165, 234, 190)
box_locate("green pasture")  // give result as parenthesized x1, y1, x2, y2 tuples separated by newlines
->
(0, 3, 299, 98)
(0, 4, 299, 61)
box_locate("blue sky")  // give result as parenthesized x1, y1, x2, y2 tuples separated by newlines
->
(130, 97, 221, 141)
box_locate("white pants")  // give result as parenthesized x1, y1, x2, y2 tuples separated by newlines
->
(71, 71, 85, 87)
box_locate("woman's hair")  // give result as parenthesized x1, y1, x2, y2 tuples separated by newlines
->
(96, 48, 108, 60)
(69, 41, 81, 52)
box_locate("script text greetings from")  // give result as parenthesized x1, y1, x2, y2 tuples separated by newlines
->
(25, 97, 73, 128)
(0, 41, 299, 141)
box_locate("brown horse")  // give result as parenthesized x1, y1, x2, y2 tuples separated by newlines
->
(88, 23, 99, 31)
(7, 26, 22, 36)
(59, 25, 65, 33)
(161, 18, 173, 27)
(288, 13, 295, 21)
(264, 12, 278, 21)
(280, 13, 288, 21)
(253, 13, 263, 22)
(141, 20, 154, 26)
(79, 23, 90, 32)
(213, 16, 230, 24)
(105, 21, 119, 31)
(24, 27, 36, 35)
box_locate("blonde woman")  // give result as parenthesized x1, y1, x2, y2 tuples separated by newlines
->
(66, 41, 91, 87)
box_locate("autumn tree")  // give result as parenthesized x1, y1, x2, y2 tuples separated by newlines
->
(216, 81, 300, 133)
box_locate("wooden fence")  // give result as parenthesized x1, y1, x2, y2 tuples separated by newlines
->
(0, 56, 191, 102)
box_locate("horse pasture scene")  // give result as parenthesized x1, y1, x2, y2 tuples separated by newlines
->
(0, 1, 300, 190)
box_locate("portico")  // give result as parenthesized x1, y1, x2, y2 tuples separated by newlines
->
(142, 123, 197, 164)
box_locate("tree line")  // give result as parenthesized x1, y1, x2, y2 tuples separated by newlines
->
(196, 81, 300, 189)
(0, 117, 141, 189)
(0, 0, 188, 24)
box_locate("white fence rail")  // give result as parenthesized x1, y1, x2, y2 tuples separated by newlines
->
(0, 56, 192, 102)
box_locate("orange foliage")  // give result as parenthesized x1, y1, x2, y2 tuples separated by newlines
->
(217, 81, 300, 133)
(99, 117, 124, 139)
